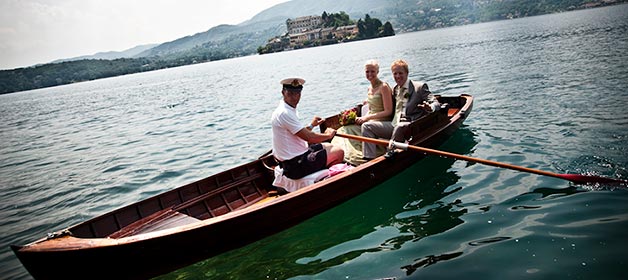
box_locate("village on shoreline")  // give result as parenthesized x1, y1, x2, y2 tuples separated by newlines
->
(257, 12, 394, 54)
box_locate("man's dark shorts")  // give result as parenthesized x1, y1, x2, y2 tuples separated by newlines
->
(280, 144, 327, 179)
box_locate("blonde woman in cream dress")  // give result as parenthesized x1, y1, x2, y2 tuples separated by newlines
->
(334, 59, 393, 165)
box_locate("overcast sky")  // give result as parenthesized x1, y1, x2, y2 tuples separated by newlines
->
(0, 0, 289, 70)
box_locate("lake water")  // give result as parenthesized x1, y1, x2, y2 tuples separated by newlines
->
(2, 4, 628, 280)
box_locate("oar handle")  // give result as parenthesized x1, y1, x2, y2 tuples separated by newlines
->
(336, 133, 626, 185)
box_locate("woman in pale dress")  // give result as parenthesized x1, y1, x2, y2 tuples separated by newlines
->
(356, 60, 393, 125)
(335, 59, 393, 165)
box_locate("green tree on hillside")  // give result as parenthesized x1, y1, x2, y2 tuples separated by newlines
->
(322, 11, 355, 27)
(381, 21, 395, 37)
(357, 14, 394, 39)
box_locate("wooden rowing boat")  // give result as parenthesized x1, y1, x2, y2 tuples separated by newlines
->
(11, 94, 473, 279)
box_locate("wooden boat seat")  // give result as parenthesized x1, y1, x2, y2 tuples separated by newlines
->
(448, 108, 458, 117)
(108, 208, 199, 238)
(438, 102, 459, 117)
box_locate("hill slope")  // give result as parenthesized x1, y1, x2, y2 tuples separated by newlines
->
(52, 44, 158, 63)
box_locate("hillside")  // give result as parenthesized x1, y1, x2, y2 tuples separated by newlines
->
(52, 44, 158, 63)
(244, 0, 390, 23)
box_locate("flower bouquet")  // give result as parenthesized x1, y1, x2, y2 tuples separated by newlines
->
(339, 108, 357, 126)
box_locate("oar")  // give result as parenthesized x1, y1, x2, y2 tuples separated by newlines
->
(336, 133, 627, 185)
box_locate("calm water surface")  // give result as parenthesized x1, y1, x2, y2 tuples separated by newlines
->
(2, 5, 628, 280)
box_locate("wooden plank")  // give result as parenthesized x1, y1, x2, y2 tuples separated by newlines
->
(130, 211, 199, 235)
(173, 173, 265, 212)
(108, 209, 199, 238)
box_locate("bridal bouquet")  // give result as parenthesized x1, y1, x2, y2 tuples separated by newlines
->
(339, 108, 357, 126)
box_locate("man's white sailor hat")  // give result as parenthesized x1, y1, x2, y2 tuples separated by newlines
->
(280, 78, 305, 90)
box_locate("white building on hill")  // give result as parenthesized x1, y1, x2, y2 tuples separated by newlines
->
(286, 15, 323, 34)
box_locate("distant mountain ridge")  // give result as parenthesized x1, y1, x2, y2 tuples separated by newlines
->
(135, 20, 284, 57)
(243, 0, 390, 24)
(53, 44, 158, 63)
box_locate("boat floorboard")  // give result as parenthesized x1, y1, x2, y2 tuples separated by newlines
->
(254, 195, 280, 205)
(108, 209, 200, 238)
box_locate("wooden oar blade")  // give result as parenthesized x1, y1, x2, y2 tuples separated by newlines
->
(558, 174, 628, 185)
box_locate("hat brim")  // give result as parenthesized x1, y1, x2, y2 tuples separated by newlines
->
(280, 78, 305, 87)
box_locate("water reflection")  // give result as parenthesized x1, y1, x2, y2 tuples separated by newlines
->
(467, 236, 512, 246)
(401, 251, 463, 275)
(529, 186, 584, 200)
(287, 166, 468, 277)
(507, 186, 584, 206)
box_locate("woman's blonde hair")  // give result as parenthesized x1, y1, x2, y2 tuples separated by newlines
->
(364, 59, 379, 72)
